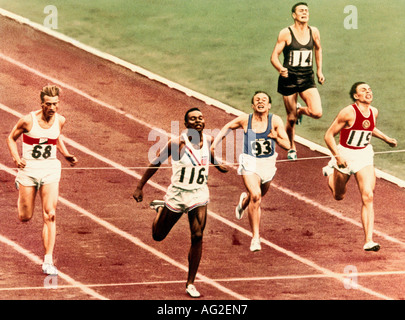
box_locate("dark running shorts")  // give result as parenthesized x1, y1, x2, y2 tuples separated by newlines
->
(277, 70, 317, 96)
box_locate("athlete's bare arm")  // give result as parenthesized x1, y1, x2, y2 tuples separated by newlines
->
(268, 115, 291, 150)
(324, 106, 353, 168)
(270, 28, 290, 78)
(312, 26, 325, 84)
(6, 115, 31, 168)
(133, 137, 181, 202)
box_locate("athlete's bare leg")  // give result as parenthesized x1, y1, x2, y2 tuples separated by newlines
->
(355, 166, 376, 244)
(283, 93, 299, 151)
(327, 169, 351, 201)
(39, 182, 59, 260)
(17, 185, 37, 222)
(283, 88, 322, 151)
(242, 173, 271, 239)
(298, 87, 323, 119)
(152, 206, 182, 241)
(186, 205, 207, 287)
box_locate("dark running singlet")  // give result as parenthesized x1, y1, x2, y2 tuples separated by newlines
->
(339, 104, 375, 150)
(243, 113, 275, 158)
(283, 26, 314, 76)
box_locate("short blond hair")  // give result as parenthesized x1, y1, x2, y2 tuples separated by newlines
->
(40, 85, 60, 103)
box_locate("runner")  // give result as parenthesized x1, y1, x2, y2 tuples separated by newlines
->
(270, 2, 324, 160)
(6, 85, 78, 275)
(133, 107, 227, 298)
(211, 91, 290, 251)
(323, 82, 397, 251)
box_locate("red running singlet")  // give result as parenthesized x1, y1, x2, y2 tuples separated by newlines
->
(339, 104, 375, 150)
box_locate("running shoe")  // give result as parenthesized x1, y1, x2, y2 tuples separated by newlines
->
(296, 102, 303, 125)
(250, 237, 261, 252)
(235, 192, 247, 220)
(186, 284, 201, 298)
(363, 241, 380, 252)
(149, 200, 165, 212)
(42, 263, 58, 275)
(287, 149, 297, 161)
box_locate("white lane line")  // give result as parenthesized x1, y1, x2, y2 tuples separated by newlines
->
(3, 270, 404, 294)
(0, 162, 248, 300)
(0, 234, 108, 300)
(0, 103, 394, 300)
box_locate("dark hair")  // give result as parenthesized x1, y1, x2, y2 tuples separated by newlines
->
(349, 82, 366, 102)
(184, 107, 201, 123)
(251, 91, 272, 104)
(292, 2, 308, 13)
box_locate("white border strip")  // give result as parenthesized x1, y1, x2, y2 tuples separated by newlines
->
(0, 7, 403, 188)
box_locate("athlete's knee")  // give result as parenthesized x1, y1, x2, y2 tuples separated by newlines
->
(307, 106, 322, 119)
(287, 112, 297, 124)
(43, 210, 56, 223)
(152, 227, 168, 242)
(191, 231, 203, 245)
(18, 206, 33, 222)
(18, 212, 32, 222)
(361, 190, 374, 204)
(152, 233, 165, 242)
(333, 193, 345, 201)
(250, 192, 262, 204)
(310, 110, 322, 119)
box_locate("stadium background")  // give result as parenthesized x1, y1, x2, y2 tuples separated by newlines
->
(0, 0, 403, 179)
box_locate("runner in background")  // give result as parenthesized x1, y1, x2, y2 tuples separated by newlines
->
(271, 2, 324, 160)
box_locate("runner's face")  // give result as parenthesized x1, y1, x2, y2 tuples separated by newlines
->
(252, 93, 271, 113)
(354, 84, 373, 103)
(186, 111, 205, 131)
(293, 5, 309, 22)
(42, 95, 59, 118)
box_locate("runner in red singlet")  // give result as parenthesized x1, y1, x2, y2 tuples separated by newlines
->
(323, 82, 397, 252)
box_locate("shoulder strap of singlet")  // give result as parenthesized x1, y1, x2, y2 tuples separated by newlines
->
(247, 114, 253, 130)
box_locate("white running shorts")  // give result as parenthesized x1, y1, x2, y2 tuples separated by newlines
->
(327, 144, 374, 175)
(237, 153, 277, 184)
(15, 159, 61, 190)
(164, 184, 209, 214)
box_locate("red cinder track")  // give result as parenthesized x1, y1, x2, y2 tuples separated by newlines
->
(0, 15, 404, 301)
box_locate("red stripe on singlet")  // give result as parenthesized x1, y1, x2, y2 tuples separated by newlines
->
(23, 134, 57, 145)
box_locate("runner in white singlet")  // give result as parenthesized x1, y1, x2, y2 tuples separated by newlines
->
(6, 85, 78, 275)
(133, 108, 227, 298)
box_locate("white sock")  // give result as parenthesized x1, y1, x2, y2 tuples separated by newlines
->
(44, 254, 53, 265)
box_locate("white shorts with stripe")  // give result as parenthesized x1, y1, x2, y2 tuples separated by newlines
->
(164, 184, 209, 214)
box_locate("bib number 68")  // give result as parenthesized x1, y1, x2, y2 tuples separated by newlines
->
(32, 145, 52, 159)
